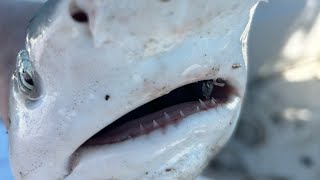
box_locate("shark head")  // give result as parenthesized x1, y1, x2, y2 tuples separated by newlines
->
(9, 0, 258, 179)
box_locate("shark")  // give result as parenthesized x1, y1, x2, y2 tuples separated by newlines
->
(8, 0, 259, 179)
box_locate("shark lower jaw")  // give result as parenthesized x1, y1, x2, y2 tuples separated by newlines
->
(67, 85, 241, 179)
(81, 78, 238, 147)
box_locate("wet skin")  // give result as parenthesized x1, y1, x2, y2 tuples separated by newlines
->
(4, 1, 258, 179)
(0, 1, 42, 127)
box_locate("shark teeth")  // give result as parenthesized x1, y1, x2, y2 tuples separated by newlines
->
(211, 98, 216, 105)
(199, 99, 207, 108)
(164, 112, 170, 120)
(180, 110, 185, 117)
(140, 124, 145, 132)
(153, 120, 159, 128)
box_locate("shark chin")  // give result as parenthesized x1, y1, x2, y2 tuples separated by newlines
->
(9, 0, 259, 179)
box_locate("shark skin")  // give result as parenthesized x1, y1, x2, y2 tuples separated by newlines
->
(9, 0, 259, 179)
(0, 0, 42, 128)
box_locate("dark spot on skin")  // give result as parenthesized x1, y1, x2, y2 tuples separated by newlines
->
(160, 0, 170, 2)
(105, 95, 110, 101)
(165, 168, 174, 172)
(300, 156, 313, 168)
(71, 10, 89, 23)
(212, 67, 219, 72)
(145, 172, 149, 175)
(232, 64, 241, 69)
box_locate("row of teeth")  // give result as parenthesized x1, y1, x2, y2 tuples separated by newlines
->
(138, 98, 217, 132)
(137, 79, 225, 132)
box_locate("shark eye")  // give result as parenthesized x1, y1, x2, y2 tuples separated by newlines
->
(19, 66, 34, 91)
(16, 50, 40, 100)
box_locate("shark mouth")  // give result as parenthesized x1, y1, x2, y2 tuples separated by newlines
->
(82, 78, 236, 146)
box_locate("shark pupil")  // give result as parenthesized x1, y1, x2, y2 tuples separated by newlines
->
(20, 72, 34, 91)
(22, 70, 34, 86)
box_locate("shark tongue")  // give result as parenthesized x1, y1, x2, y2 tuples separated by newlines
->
(82, 79, 236, 146)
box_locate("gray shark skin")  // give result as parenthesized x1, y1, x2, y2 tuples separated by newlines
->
(9, 0, 259, 179)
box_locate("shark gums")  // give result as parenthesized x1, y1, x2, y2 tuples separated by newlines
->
(9, 0, 259, 179)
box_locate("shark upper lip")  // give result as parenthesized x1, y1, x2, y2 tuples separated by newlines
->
(81, 78, 237, 146)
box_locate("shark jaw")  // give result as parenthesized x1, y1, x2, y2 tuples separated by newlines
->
(67, 95, 242, 180)
(8, 0, 258, 179)
(82, 79, 237, 146)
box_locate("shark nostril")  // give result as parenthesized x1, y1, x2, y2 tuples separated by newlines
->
(69, 2, 89, 23)
(71, 10, 88, 23)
